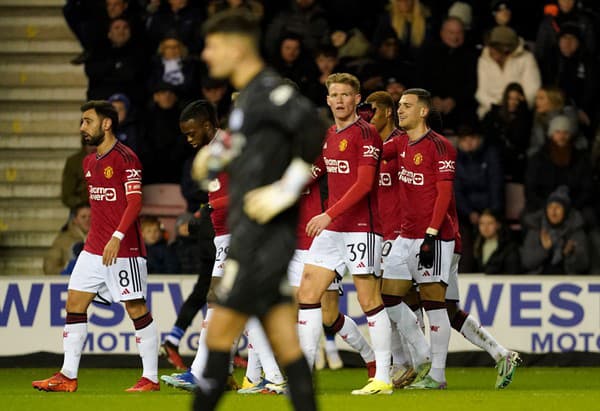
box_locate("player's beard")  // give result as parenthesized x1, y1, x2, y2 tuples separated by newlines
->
(81, 127, 105, 146)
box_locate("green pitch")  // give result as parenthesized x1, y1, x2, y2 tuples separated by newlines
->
(3, 367, 600, 411)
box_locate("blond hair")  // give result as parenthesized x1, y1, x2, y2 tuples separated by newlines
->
(539, 85, 565, 111)
(326, 73, 360, 94)
(390, 0, 429, 48)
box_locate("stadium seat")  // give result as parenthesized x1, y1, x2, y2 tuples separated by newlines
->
(141, 184, 187, 240)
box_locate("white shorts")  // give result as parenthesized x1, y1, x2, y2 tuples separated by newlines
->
(287, 249, 341, 291)
(381, 237, 412, 280)
(69, 250, 147, 304)
(211, 234, 231, 278)
(305, 230, 382, 277)
(446, 253, 461, 301)
(406, 238, 455, 285)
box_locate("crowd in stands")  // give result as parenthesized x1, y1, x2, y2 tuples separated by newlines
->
(48, 0, 600, 275)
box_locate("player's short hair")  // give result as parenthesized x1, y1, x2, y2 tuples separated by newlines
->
(326, 73, 360, 94)
(80, 100, 119, 131)
(202, 9, 261, 48)
(140, 215, 161, 229)
(366, 91, 397, 126)
(180, 100, 219, 128)
(402, 88, 432, 109)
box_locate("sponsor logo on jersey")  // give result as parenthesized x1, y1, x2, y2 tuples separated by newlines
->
(398, 167, 424, 185)
(363, 145, 380, 160)
(379, 172, 392, 186)
(88, 185, 117, 201)
(324, 157, 350, 174)
(438, 160, 455, 173)
(339, 139, 348, 152)
(311, 164, 322, 178)
(413, 153, 423, 165)
(85, 170, 91, 178)
(104, 166, 113, 179)
(125, 168, 142, 180)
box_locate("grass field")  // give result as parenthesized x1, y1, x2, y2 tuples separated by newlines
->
(3, 367, 599, 411)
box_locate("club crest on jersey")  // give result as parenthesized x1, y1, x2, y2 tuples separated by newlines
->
(413, 153, 423, 165)
(103, 166, 113, 179)
(338, 139, 348, 152)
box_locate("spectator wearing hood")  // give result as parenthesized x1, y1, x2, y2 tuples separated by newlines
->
(521, 185, 589, 274)
(108, 93, 141, 154)
(475, 26, 541, 118)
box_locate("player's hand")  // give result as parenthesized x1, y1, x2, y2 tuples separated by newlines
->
(244, 183, 297, 224)
(540, 229, 553, 250)
(191, 145, 210, 182)
(306, 213, 332, 238)
(419, 234, 436, 269)
(563, 239, 576, 256)
(102, 237, 121, 266)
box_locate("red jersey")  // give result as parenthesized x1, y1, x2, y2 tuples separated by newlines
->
(383, 129, 456, 240)
(207, 172, 229, 236)
(378, 128, 405, 240)
(83, 141, 146, 257)
(296, 178, 323, 250)
(317, 117, 382, 233)
(448, 194, 462, 253)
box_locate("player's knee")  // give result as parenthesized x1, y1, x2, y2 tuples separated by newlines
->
(297, 285, 322, 304)
(124, 299, 148, 319)
(419, 283, 446, 302)
(65, 290, 93, 313)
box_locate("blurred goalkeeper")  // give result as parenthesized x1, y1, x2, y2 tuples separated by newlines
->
(192, 9, 325, 411)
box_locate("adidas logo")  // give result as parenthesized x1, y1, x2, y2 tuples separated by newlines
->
(297, 320, 307, 325)
(63, 331, 69, 338)
(340, 334, 349, 340)
(85, 170, 91, 178)
(136, 337, 141, 344)
(356, 261, 366, 268)
(430, 325, 440, 332)
(121, 288, 131, 295)
(423, 271, 431, 277)
(368, 321, 376, 327)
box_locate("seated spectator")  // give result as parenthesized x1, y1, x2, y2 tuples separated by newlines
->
(207, 0, 264, 19)
(141, 216, 178, 274)
(200, 76, 231, 127)
(271, 32, 319, 98)
(539, 24, 599, 135)
(475, 26, 541, 118)
(418, 16, 478, 133)
(372, 0, 433, 63)
(525, 115, 593, 219)
(84, 17, 146, 104)
(108, 93, 141, 154)
(61, 137, 96, 210)
(169, 212, 204, 274)
(491, 1, 513, 29)
(264, 0, 329, 60)
(306, 45, 340, 105)
(529, 85, 583, 155)
(140, 82, 192, 184)
(455, 124, 504, 272)
(146, 0, 205, 54)
(385, 77, 407, 104)
(482, 82, 532, 183)
(535, 0, 596, 69)
(147, 33, 199, 104)
(473, 209, 521, 274)
(43, 204, 90, 275)
(520, 185, 590, 274)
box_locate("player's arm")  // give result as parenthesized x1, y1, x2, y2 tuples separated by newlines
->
(381, 137, 398, 161)
(306, 164, 376, 237)
(210, 195, 228, 210)
(102, 167, 143, 266)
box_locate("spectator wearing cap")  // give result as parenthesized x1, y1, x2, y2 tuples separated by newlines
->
(535, 0, 596, 70)
(148, 32, 199, 104)
(140, 82, 193, 184)
(145, 0, 205, 54)
(454, 124, 504, 272)
(538, 24, 599, 134)
(108, 93, 142, 154)
(475, 25, 540, 118)
(525, 115, 593, 221)
(521, 185, 589, 274)
(84, 17, 146, 104)
(417, 16, 478, 133)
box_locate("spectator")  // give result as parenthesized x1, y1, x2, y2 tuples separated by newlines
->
(418, 16, 478, 132)
(329, 27, 371, 61)
(306, 45, 340, 106)
(385, 77, 407, 104)
(43, 204, 90, 275)
(535, 0, 596, 69)
(146, 0, 205, 54)
(169, 212, 204, 274)
(207, 0, 264, 19)
(84, 17, 146, 104)
(108, 93, 142, 154)
(454, 124, 504, 272)
(529, 85, 581, 156)
(473, 209, 521, 274)
(538, 23, 599, 134)
(271, 33, 319, 97)
(521, 185, 590, 274)
(200, 76, 231, 127)
(61, 137, 96, 210)
(62, 0, 106, 65)
(60, 242, 85, 275)
(140, 82, 192, 184)
(147, 32, 199, 103)
(491, 1, 513, 29)
(264, 0, 329, 60)
(475, 26, 541, 118)
(525, 115, 593, 218)
(141, 216, 178, 274)
(372, 0, 433, 62)
(482, 82, 532, 182)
